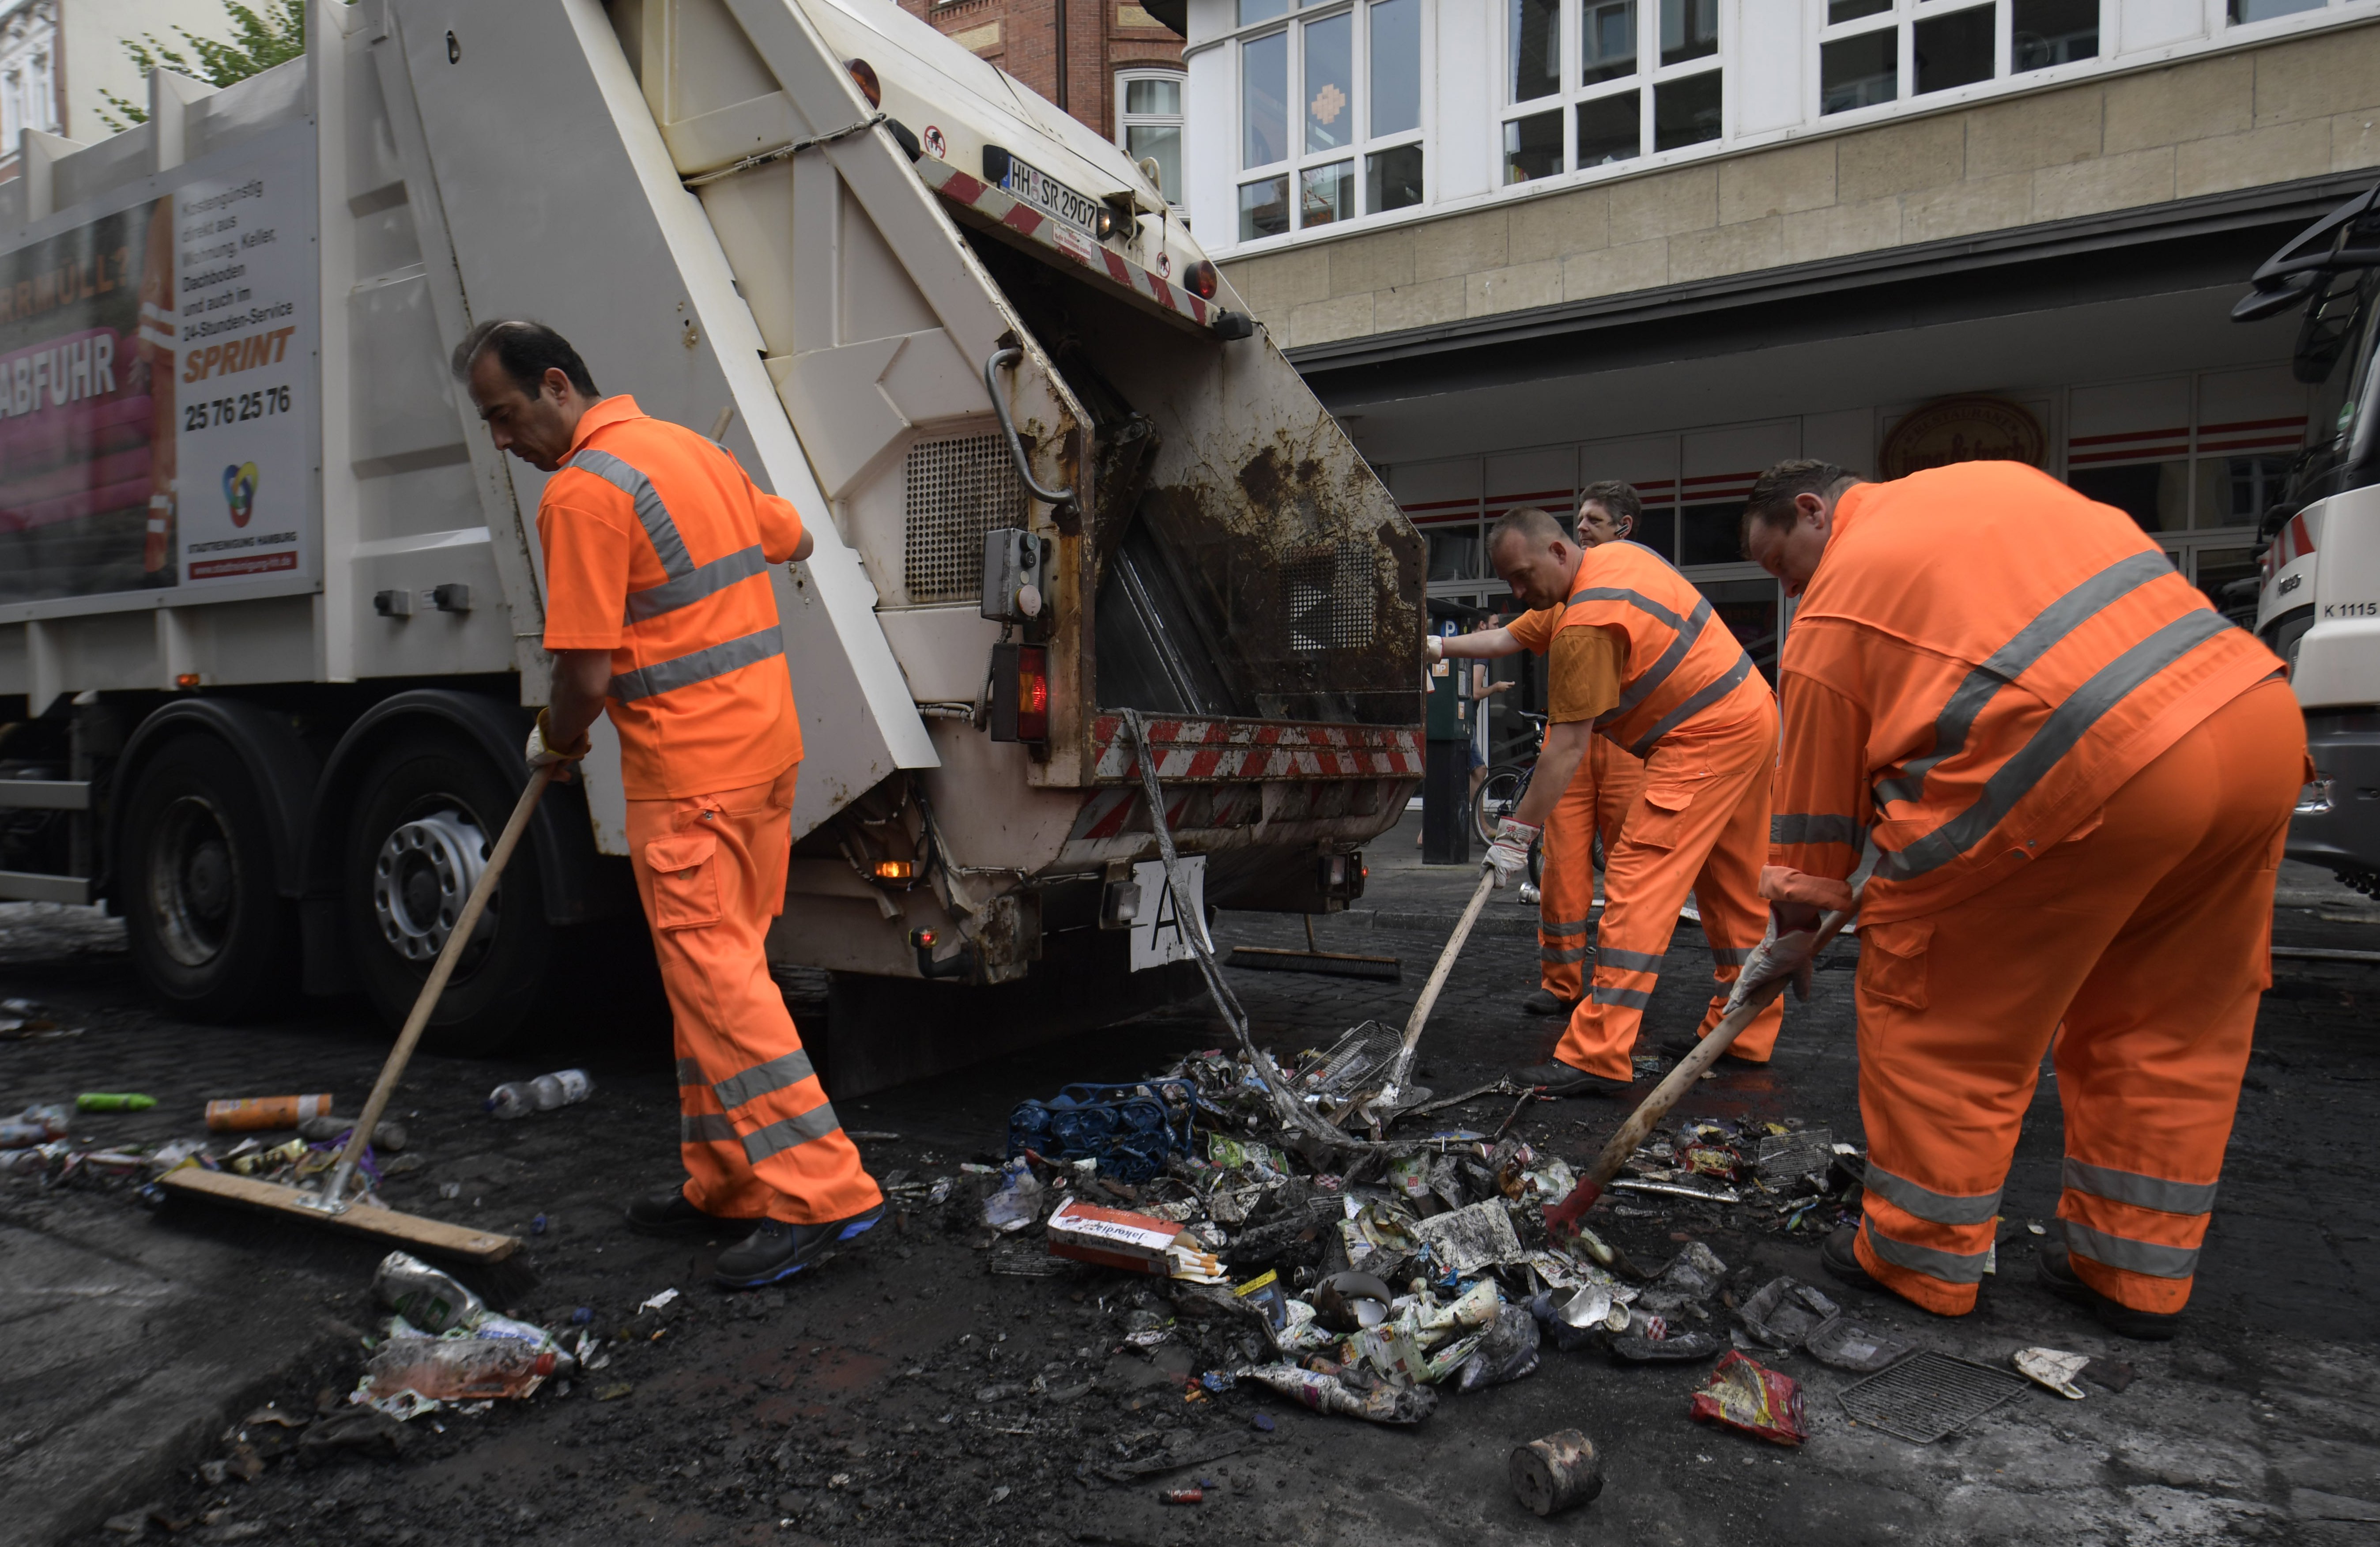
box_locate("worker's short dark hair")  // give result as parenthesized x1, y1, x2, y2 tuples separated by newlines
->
(1487, 505, 1567, 555)
(1743, 459, 1860, 539)
(1579, 480, 1641, 528)
(451, 319, 599, 400)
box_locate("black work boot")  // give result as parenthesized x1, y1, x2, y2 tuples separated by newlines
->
(624, 1185, 754, 1235)
(1512, 1061, 1632, 1098)
(1520, 989, 1577, 1017)
(2037, 1239, 2180, 1342)
(713, 1204, 887, 1290)
(1820, 1225, 1885, 1292)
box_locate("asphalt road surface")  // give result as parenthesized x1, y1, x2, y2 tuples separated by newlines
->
(3, 817, 2376, 1547)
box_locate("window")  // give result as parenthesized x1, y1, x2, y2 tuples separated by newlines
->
(1236, 0, 1426, 240)
(1496, 0, 1722, 185)
(1912, 6, 1993, 96)
(2011, 0, 2097, 71)
(1820, 2, 2099, 117)
(2229, 0, 2328, 21)
(1821, 30, 1896, 114)
(1117, 72, 1185, 205)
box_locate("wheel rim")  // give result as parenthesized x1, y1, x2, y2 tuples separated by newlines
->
(148, 795, 238, 967)
(372, 804, 497, 968)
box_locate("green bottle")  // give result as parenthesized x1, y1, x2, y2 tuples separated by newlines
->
(76, 1093, 156, 1112)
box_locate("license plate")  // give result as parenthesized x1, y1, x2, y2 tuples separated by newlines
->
(1000, 154, 1104, 238)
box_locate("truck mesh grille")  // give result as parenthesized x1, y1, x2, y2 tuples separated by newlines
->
(904, 434, 1024, 604)
(1286, 542, 1374, 653)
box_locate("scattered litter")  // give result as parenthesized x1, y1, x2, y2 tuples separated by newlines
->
(1639, 1241, 1727, 1313)
(1161, 1487, 1203, 1505)
(1754, 1128, 1834, 1185)
(982, 1158, 1045, 1234)
(357, 1336, 570, 1417)
(297, 1407, 408, 1465)
(1454, 1306, 1541, 1392)
(2014, 1347, 2090, 1400)
(1314, 1271, 1395, 1332)
(1509, 1429, 1603, 1517)
(1007, 1079, 1196, 1182)
(373, 1252, 486, 1334)
(484, 1068, 592, 1120)
(845, 1130, 903, 1141)
(1838, 1350, 2030, 1443)
(2084, 1358, 2135, 1393)
(638, 1288, 679, 1314)
(596, 1383, 634, 1402)
(298, 1114, 407, 1152)
(1237, 1363, 1437, 1425)
(1046, 1197, 1222, 1281)
(1690, 1351, 1808, 1447)
(1252, 1412, 1275, 1432)
(0, 1103, 70, 1148)
(1408, 1200, 1524, 1275)
(1804, 1320, 1915, 1374)
(1613, 1330, 1721, 1363)
(1611, 1177, 1743, 1204)
(206, 1095, 335, 1132)
(75, 1093, 154, 1112)
(1736, 1275, 1841, 1351)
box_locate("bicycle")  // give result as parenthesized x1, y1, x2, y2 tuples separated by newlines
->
(1472, 711, 1547, 888)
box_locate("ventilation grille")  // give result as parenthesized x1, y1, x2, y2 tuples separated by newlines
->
(904, 434, 1024, 603)
(1285, 542, 1376, 654)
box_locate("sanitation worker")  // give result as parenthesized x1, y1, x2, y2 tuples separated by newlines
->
(1467, 504, 1782, 1094)
(1737, 457, 2300, 1339)
(455, 319, 883, 1290)
(1433, 484, 1648, 1015)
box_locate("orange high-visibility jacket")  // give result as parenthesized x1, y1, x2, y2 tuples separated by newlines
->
(1768, 462, 2285, 924)
(1559, 541, 1762, 756)
(539, 396, 804, 799)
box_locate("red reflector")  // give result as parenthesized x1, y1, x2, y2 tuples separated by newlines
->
(1183, 260, 1220, 300)
(1016, 645, 1050, 741)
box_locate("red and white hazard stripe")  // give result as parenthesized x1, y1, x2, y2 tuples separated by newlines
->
(1090, 713, 1425, 784)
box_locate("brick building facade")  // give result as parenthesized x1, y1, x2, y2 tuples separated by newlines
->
(901, 2, 1185, 174)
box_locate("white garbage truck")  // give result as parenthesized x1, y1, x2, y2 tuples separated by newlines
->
(2238, 177, 2380, 899)
(0, 0, 1422, 1088)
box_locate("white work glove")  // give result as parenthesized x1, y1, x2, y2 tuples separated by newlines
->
(1483, 818, 1539, 889)
(1425, 634, 1444, 665)
(1724, 912, 1818, 1015)
(524, 708, 590, 770)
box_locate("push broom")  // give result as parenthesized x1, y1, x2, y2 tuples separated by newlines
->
(154, 764, 558, 1263)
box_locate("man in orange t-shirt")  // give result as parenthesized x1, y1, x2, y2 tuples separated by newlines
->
(456, 319, 881, 1290)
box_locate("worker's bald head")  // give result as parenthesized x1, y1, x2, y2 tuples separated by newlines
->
(1487, 506, 1583, 612)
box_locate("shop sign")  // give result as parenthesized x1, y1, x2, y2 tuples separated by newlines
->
(1878, 396, 2046, 479)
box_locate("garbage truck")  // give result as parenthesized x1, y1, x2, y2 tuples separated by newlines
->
(0, 0, 1423, 1087)
(2237, 177, 2380, 899)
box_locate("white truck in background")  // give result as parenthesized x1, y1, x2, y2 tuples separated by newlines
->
(2239, 177, 2380, 899)
(0, 0, 1423, 1091)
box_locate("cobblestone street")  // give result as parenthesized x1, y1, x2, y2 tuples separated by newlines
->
(4, 816, 2378, 1547)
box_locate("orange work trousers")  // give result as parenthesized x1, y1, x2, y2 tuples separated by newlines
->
(1851, 678, 2302, 1317)
(627, 766, 882, 1226)
(1538, 737, 1645, 1000)
(1554, 688, 1781, 1080)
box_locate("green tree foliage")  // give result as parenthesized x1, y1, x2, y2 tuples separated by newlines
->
(97, 2, 308, 132)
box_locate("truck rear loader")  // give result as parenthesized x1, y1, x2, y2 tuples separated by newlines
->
(0, 0, 1423, 1091)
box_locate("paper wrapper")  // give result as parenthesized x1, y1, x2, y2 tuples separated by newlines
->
(1688, 1351, 1807, 1447)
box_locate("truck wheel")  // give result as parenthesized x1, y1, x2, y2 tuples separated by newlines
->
(344, 735, 552, 1054)
(121, 734, 296, 1020)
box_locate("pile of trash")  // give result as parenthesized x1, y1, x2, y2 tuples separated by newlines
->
(351, 1252, 581, 1421)
(0, 1095, 414, 1203)
(1607, 1115, 1867, 1238)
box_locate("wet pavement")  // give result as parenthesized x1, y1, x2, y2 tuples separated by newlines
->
(3, 813, 2378, 1546)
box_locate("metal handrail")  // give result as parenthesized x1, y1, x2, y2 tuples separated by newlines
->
(983, 347, 1076, 509)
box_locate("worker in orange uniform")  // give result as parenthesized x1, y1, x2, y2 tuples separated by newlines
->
(1434, 485, 1647, 1015)
(1470, 506, 1782, 1095)
(454, 320, 883, 1290)
(1738, 458, 2300, 1339)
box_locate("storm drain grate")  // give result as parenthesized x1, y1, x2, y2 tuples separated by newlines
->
(1838, 1350, 2030, 1443)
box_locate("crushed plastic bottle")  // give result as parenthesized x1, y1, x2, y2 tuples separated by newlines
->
(484, 1068, 594, 1120)
(358, 1337, 571, 1417)
(372, 1250, 487, 1335)
(0, 1104, 71, 1148)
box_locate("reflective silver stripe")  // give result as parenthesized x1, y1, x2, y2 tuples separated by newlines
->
(1773, 813, 1863, 848)
(1591, 985, 1652, 1008)
(1881, 609, 2233, 881)
(713, 1048, 818, 1111)
(2063, 1220, 2199, 1279)
(1709, 946, 1754, 966)
(1874, 552, 2175, 808)
(675, 1058, 704, 1085)
(1862, 1224, 1992, 1283)
(2063, 1158, 2218, 1216)
(1599, 947, 1664, 973)
(1863, 1162, 2002, 1226)
(1563, 587, 1712, 725)
(610, 626, 787, 702)
(680, 1113, 738, 1143)
(626, 544, 768, 623)
(1541, 943, 1592, 964)
(570, 447, 694, 579)
(1539, 917, 1591, 936)
(1626, 652, 1756, 758)
(742, 1102, 844, 1162)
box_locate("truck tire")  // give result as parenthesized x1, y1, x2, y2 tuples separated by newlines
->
(121, 734, 298, 1020)
(344, 734, 553, 1054)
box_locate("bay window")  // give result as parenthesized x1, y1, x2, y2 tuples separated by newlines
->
(1498, 0, 1723, 187)
(1237, 0, 1428, 241)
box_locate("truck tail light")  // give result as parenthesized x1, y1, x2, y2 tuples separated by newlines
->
(1183, 260, 1219, 300)
(845, 57, 882, 108)
(988, 642, 1051, 745)
(872, 859, 916, 881)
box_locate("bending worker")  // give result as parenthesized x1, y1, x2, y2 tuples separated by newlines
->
(1736, 458, 2299, 1339)
(1464, 505, 1781, 1094)
(455, 319, 883, 1290)
(1433, 484, 1648, 1016)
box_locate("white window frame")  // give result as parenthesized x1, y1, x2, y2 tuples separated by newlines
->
(2220, 0, 2351, 36)
(1813, 0, 2113, 125)
(1231, 0, 1432, 245)
(1494, 0, 1724, 192)
(1116, 67, 1188, 208)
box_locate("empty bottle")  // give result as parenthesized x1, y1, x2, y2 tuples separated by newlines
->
(0, 1103, 71, 1147)
(362, 1336, 571, 1404)
(484, 1068, 594, 1120)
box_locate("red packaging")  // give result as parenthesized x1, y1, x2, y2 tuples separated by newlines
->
(1045, 1197, 1184, 1275)
(1688, 1351, 1807, 1447)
